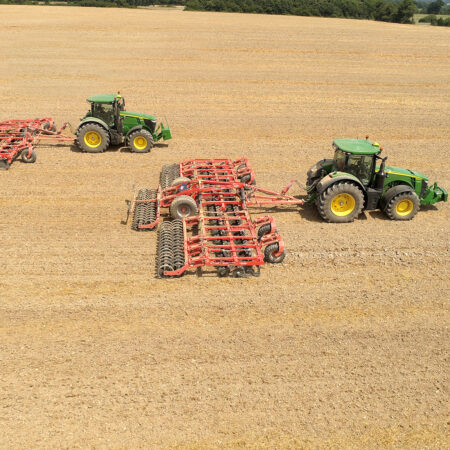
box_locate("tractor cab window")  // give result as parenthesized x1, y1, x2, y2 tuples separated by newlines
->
(346, 154, 374, 185)
(334, 149, 346, 171)
(92, 103, 114, 127)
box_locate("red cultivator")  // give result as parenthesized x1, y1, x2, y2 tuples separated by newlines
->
(0, 118, 73, 169)
(130, 158, 304, 278)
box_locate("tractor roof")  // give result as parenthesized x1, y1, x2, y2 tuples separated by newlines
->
(333, 138, 381, 155)
(87, 93, 121, 104)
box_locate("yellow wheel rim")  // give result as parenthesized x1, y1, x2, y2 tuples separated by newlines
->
(396, 199, 413, 216)
(84, 131, 101, 148)
(133, 136, 147, 150)
(331, 193, 355, 216)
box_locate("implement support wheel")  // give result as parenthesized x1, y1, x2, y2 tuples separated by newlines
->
(21, 149, 37, 163)
(264, 243, 286, 264)
(170, 195, 198, 220)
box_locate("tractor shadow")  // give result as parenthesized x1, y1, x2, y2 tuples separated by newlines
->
(367, 210, 389, 220)
(70, 144, 129, 153)
(418, 204, 439, 213)
(119, 143, 168, 153)
(367, 204, 438, 220)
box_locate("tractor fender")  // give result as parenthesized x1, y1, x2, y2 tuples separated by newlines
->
(126, 125, 145, 137)
(316, 174, 366, 197)
(306, 159, 334, 184)
(380, 184, 413, 210)
(76, 117, 109, 134)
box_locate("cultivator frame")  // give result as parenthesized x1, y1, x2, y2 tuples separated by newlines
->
(131, 158, 304, 231)
(130, 157, 304, 278)
(0, 118, 73, 169)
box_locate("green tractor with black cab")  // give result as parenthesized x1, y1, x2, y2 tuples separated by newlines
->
(305, 137, 447, 222)
(75, 93, 172, 153)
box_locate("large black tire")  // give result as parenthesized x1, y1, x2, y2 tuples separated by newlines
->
(128, 129, 154, 153)
(384, 191, 420, 221)
(76, 123, 110, 153)
(169, 195, 198, 220)
(264, 243, 286, 264)
(21, 149, 36, 163)
(317, 182, 364, 223)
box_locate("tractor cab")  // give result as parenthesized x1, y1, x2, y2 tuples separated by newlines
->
(332, 138, 381, 186)
(86, 93, 125, 131)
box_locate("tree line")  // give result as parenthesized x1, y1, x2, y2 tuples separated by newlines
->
(184, 0, 419, 23)
(2, 0, 449, 27)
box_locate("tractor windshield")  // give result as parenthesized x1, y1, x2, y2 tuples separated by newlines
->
(91, 103, 114, 127)
(346, 154, 374, 185)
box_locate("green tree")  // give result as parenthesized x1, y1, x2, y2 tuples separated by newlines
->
(394, 0, 417, 23)
(427, 0, 444, 14)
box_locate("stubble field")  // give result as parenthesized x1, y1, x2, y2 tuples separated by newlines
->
(0, 5, 449, 447)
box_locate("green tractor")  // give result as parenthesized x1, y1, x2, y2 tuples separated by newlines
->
(75, 93, 172, 153)
(306, 137, 447, 222)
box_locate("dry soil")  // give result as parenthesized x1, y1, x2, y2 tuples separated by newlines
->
(0, 5, 449, 448)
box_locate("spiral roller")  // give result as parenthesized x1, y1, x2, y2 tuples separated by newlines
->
(171, 219, 185, 272)
(157, 221, 174, 278)
(160, 163, 180, 189)
(132, 188, 157, 230)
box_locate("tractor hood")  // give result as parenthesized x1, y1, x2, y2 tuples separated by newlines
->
(385, 165, 428, 181)
(120, 111, 157, 121)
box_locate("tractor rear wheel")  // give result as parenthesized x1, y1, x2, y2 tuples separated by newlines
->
(169, 195, 198, 220)
(318, 182, 364, 223)
(76, 123, 110, 153)
(385, 191, 420, 221)
(128, 129, 154, 153)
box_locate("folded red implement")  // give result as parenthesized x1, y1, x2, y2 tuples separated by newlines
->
(130, 158, 303, 278)
(0, 118, 73, 169)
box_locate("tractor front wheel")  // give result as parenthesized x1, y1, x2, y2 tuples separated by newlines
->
(128, 129, 154, 153)
(318, 181, 364, 223)
(76, 123, 110, 153)
(385, 191, 420, 221)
